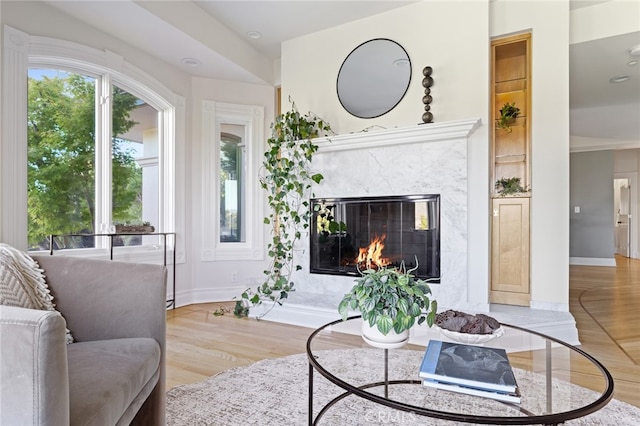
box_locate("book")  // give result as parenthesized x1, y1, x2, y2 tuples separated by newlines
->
(419, 340, 518, 393)
(422, 379, 521, 404)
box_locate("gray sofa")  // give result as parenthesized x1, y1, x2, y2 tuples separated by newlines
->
(0, 255, 167, 425)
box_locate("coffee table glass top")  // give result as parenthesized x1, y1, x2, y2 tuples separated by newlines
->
(307, 316, 614, 425)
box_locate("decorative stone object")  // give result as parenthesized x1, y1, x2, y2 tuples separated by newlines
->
(435, 309, 501, 335)
(115, 224, 155, 234)
(421, 66, 434, 124)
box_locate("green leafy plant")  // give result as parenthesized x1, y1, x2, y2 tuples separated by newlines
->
(235, 99, 331, 318)
(495, 177, 528, 196)
(496, 102, 520, 132)
(338, 262, 438, 335)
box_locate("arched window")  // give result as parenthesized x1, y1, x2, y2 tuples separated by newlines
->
(2, 26, 183, 259)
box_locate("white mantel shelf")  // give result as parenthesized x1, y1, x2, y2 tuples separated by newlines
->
(314, 118, 482, 152)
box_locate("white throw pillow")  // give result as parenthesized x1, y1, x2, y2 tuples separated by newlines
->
(0, 243, 74, 343)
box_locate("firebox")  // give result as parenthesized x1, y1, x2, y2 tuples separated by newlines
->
(310, 194, 440, 281)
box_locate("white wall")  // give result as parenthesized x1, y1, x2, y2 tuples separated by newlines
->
(282, 0, 491, 309)
(187, 77, 275, 304)
(570, 0, 640, 45)
(282, 0, 573, 311)
(490, 0, 571, 310)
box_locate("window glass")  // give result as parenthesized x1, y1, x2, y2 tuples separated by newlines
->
(27, 69, 97, 250)
(27, 70, 161, 251)
(219, 124, 245, 242)
(112, 86, 159, 247)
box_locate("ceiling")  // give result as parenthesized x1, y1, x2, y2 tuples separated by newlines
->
(42, 0, 639, 144)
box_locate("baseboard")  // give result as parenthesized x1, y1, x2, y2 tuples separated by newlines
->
(529, 300, 569, 312)
(569, 257, 616, 267)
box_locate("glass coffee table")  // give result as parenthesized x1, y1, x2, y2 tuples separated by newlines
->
(307, 316, 614, 425)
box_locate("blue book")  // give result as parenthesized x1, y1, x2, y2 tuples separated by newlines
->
(419, 340, 518, 393)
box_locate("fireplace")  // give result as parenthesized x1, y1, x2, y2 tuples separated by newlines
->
(310, 194, 440, 281)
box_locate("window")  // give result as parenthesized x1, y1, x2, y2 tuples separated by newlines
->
(2, 26, 182, 258)
(219, 126, 245, 242)
(27, 70, 161, 250)
(201, 102, 264, 261)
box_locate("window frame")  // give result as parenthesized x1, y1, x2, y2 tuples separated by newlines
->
(201, 101, 264, 261)
(2, 25, 184, 262)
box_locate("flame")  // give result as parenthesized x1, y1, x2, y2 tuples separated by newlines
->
(357, 234, 390, 269)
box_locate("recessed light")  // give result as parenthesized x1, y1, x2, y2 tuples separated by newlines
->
(393, 58, 410, 68)
(630, 44, 640, 57)
(628, 60, 638, 66)
(609, 75, 630, 83)
(247, 31, 262, 40)
(181, 57, 201, 67)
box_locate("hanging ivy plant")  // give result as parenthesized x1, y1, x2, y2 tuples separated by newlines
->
(234, 100, 331, 318)
(496, 102, 520, 133)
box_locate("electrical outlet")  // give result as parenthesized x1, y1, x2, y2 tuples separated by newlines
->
(231, 272, 238, 283)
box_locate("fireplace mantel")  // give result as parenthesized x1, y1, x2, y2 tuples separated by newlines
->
(314, 118, 481, 152)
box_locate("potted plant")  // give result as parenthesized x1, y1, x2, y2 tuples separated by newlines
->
(495, 177, 528, 196)
(496, 102, 520, 132)
(338, 262, 438, 348)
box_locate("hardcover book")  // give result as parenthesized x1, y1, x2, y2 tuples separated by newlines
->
(419, 340, 518, 393)
(422, 379, 521, 404)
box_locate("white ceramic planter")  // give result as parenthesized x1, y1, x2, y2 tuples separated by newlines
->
(361, 320, 409, 349)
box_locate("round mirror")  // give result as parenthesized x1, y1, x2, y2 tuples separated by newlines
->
(337, 38, 412, 119)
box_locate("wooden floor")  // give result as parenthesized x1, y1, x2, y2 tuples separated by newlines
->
(166, 256, 640, 408)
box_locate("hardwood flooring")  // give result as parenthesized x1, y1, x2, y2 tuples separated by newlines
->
(569, 255, 640, 408)
(166, 256, 640, 408)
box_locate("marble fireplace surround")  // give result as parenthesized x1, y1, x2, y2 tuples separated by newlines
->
(253, 118, 579, 345)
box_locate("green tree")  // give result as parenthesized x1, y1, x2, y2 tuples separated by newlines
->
(27, 73, 140, 248)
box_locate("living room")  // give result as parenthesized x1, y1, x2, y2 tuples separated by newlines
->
(1, 0, 639, 424)
(3, 0, 638, 328)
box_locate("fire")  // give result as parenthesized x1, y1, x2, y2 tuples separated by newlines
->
(357, 234, 390, 269)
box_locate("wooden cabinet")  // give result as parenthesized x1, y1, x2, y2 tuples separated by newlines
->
(490, 33, 531, 306)
(490, 197, 530, 305)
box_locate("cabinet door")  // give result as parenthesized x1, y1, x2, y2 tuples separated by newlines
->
(490, 197, 530, 305)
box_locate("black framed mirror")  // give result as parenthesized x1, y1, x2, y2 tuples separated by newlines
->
(337, 38, 412, 119)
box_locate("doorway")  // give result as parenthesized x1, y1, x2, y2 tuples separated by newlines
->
(614, 173, 639, 259)
(614, 178, 630, 257)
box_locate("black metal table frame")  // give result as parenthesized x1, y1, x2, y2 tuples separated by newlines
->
(48, 232, 177, 309)
(307, 316, 614, 425)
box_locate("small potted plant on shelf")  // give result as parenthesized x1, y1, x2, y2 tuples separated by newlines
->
(496, 102, 520, 133)
(495, 177, 528, 197)
(338, 261, 438, 348)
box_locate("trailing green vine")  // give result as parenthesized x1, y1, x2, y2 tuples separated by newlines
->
(234, 100, 331, 318)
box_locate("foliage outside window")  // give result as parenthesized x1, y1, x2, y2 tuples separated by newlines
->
(220, 127, 244, 243)
(27, 69, 158, 250)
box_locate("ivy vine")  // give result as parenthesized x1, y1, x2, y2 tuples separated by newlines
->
(235, 100, 331, 318)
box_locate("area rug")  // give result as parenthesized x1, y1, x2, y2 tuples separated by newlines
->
(167, 348, 639, 425)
